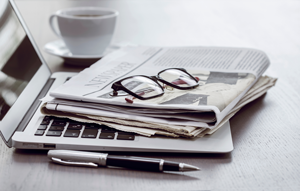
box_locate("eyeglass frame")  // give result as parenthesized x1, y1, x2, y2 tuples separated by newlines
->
(111, 68, 199, 100)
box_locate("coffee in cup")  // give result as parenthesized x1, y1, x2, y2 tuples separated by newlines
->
(49, 7, 118, 55)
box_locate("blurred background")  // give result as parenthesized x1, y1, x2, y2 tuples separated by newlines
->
(10, 0, 299, 77)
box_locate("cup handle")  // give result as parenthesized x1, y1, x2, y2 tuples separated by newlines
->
(49, 14, 61, 38)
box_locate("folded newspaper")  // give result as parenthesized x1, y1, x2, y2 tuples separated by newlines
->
(41, 46, 277, 138)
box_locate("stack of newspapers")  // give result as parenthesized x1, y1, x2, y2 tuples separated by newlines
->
(41, 46, 277, 138)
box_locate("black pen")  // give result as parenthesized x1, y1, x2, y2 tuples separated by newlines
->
(48, 150, 200, 172)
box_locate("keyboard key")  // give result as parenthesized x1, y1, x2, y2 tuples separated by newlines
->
(34, 130, 45, 136)
(68, 123, 83, 130)
(37, 125, 47, 130)
(117, 132, 135, 140)
(64, 130, 80, 138)
(99, 124, 111, 128)
(68, 120, 82, 124)
(118, 132, 134, 134)
(49, 126, 65, 131)
(82, 129, 98, 138)
(40, 118, 51, 125)
(52, 117, 66, 121)
(99, 132, 115, 139)
(52, 120, 67, 126)
(46, 131, 62, 137)
(85, 123, 101, 129)
(100, 125, 116, 133)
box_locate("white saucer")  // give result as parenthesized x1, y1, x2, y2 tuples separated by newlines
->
(44, 40, 119, 66)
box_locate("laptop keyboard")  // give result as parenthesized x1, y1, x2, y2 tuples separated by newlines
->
(34, 116, 135, 141)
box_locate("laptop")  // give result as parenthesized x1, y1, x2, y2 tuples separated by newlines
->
(0, 0, 233, 153)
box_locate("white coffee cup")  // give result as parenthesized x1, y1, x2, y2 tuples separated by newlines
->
(49, 7, 118, 55)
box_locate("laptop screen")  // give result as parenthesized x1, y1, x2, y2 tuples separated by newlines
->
(0, 3, 42, 120)
(0, 0, 51, 144)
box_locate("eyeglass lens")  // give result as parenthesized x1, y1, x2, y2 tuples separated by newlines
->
(121, 76, 164, 99)
(158, 69, 198, 87)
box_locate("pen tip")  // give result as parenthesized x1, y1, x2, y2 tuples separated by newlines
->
(180, 163, 201, 171)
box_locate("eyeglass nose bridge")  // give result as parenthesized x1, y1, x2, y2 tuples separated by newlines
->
(149, 75, 159, 81)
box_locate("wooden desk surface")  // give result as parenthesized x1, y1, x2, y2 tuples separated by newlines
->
(1, 0, 299, 190)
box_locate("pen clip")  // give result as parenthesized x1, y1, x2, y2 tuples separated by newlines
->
(51, 157, 98, 168)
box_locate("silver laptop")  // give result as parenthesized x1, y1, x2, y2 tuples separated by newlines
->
(0, 0, 233, 153)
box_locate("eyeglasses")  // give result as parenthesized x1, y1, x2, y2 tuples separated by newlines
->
(111, 68, 199, 101)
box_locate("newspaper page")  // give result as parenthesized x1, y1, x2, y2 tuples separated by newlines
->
(41, 75, 276, 138)
(47, 46, 270, 129)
